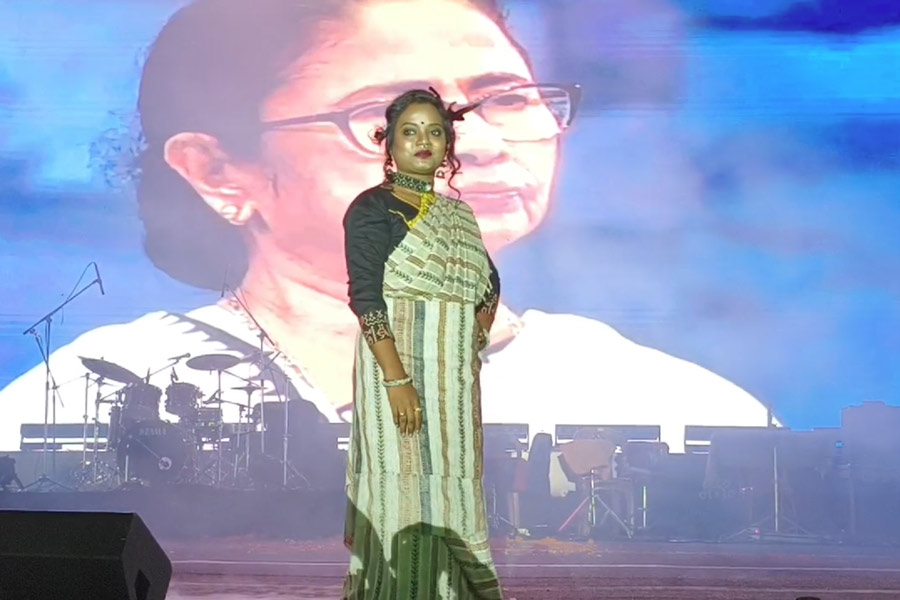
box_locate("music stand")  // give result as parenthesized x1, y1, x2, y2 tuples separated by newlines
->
(716, 427, 819, 542)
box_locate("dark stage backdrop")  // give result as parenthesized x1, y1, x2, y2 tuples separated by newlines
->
(0, 0, 898, 452)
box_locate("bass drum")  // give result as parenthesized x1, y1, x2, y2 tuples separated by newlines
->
(117, 420, 193, 484)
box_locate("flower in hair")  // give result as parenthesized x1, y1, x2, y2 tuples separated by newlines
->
(428, 86, 479, 122)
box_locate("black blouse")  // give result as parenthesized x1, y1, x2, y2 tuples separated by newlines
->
(343, 186, 501, 345)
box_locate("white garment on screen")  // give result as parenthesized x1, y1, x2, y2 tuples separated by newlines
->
(0, 306, 768, 452)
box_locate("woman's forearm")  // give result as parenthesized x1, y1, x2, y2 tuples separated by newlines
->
(369, 338, 408, 381)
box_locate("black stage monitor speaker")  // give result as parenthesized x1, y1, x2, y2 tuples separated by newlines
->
(0, 510, 171, 600)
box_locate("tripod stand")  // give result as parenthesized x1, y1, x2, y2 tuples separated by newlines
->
(21, 264, 103, 491)
(719, 408, 814, 542)
(222, 285, 307, 489)
(486, 479, 517, 536)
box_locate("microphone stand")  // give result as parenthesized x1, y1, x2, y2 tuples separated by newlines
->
(222, 284, 289, 483)
(21, 274, 102, 491)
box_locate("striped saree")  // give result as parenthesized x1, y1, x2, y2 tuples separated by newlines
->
(343, 196, 502, 599)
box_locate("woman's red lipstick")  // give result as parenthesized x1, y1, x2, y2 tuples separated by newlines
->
(415, 150, 432, 158)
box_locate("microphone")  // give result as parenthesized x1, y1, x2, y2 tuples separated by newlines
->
(167, 352, 191, 362)
(93, 262, 105, 295)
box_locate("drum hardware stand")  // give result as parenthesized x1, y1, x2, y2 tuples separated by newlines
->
(486, 480, 517, 537)
(280, 369, 292, 488)
(213, 386, 260, 487)
(222, 283, 283, 457)
(21, 265, 102, 491)
(199, 384, 250, 487)
(81, 373, 92, 470)
(74, 373, 108, 488)
(221, 282, 306, 490)
(273, 369, 310, 490)
(85, 385, 130, 486)
(248, 352, 307, 490)
(236, 387, 257, 479)
(211, 368, 227, 486)
(197, 389, 237, 487)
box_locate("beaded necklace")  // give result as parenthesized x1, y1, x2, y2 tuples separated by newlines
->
(388, 171, 437, 229)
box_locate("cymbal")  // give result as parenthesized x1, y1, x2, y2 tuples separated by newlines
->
(186, 353, 241, 371)
(232, 384, 262, 394)
(79, 357, 142, 386)
(240, 350, 276, 363)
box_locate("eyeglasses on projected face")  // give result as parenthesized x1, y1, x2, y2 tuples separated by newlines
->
(261, 83, 582, 155)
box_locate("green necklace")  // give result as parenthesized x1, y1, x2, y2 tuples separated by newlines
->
(389, 171, 433, 194)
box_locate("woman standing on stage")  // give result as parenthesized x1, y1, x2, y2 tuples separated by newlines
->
(342, 88, 502, 598)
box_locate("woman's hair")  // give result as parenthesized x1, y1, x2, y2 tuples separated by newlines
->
(135, 0, 523, 289)
(373, 88, 468, 197)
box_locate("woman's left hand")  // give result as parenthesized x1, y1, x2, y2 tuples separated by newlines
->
(476, 311, 494, 334)
(476, 312, 493, 350)
(477, 328, 490, 350)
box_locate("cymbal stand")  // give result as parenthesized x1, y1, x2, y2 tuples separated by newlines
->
(91, 387, 115, 486)
(248, 349, 303, 489)
(75, 374, 108, 487)
(81, 373, 92, 472)
(280, 368, 291, 488)
(214, 368, 225, 485)
(274, 369, 309, 490)
(21, 268, 100, 491)
(222, 283, 283, 456)
(202, 386, 252, 487)
(234, 386, 257, 481)
(191, 369, 230, 487)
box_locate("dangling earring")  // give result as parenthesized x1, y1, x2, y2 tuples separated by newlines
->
(383, 155, 395, 182)
(435, 158, 448, 179)
(220, 204, 239, 220)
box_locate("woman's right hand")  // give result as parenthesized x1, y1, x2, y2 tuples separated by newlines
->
(387, 383, 422, 435)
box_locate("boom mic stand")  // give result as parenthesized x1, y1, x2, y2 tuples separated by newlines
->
(21, 268, 103, 491)
(222, 285, 300, 488)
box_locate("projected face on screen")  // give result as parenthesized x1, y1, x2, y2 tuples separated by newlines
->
(160, 0, 557, 290)
(0, 0, 776, 454)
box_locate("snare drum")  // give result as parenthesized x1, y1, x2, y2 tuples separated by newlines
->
(164, 382, 202, 418)
(121, 383, 161, 422)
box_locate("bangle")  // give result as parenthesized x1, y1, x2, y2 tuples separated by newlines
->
(383, 376, 412, 388)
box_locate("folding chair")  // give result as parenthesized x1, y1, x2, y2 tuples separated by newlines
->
(556, 437, 634, 538)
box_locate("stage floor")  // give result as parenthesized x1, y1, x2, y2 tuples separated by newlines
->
(163, 536, 900, 599)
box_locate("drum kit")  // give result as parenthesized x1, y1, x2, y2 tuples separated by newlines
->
(73, 351, 308, 490)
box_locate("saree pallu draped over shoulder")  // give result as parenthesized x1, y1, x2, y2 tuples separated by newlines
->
(343, 195, 503, 599)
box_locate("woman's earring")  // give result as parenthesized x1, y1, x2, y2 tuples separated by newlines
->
(220, 204, 239, 220)
(435, 159, 448, 179)
(221, 204, 252, 225)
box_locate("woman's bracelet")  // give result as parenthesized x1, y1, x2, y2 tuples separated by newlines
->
(383, 376, 412, 388)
